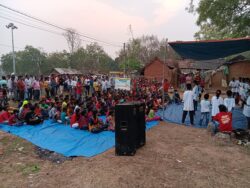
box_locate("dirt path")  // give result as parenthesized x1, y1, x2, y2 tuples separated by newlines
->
(1, 122, 250, 188)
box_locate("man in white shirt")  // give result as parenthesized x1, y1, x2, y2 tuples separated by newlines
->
(224, 90, 235, 112)
(101, 79, 107, 92)
(211, 90, 224, 117)
(229, 78, 238, 97)
(182, 84, 195, 126)
(192, 81, 199, 112)
(243, 89, 250, 130)
(25, 75, 32, 100)
(84, 77, 90, 96)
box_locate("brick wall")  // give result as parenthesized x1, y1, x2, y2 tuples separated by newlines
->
(211, 70, 224, 89)
(144, 59, 173, 82)
(228, 61, 250, 80)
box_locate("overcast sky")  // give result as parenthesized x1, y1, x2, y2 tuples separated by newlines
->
(0, 0, 199, 59)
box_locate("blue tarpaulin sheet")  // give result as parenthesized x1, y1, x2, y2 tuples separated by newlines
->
(157, 104, 247, 129)
(0, 118, 159, 157)
(169, 38, 250, 60)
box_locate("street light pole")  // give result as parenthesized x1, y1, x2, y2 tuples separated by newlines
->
(162, 38, 168, 119)
(6, 23, 18, 74)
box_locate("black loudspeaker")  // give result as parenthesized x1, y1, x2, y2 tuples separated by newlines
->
(115, 102, 146, 156)
(134, 102, 146, 148)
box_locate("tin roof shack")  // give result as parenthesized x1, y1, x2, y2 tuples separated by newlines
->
(51, 68, 82, 76)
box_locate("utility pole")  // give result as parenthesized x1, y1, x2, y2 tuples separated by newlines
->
(6, 23, 18, 74)
(162, 38, 168, 119)
(123, 43, 126, 77)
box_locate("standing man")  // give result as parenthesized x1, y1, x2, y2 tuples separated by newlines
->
(192, 80, 200, 112)
(25, 75, 32, 100)
(32, 77, 40, 101)
(182, 84, 195, 126)
(17, 76, 25, 101)
(229, 78, 237, 97)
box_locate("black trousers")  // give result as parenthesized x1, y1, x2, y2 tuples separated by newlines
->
(28, 88, 33, 100)
(247, 117, 250, 130)
(182, 110, 194, 125)
(193, 100, 198, 112)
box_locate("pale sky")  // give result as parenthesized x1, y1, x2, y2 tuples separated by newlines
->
(0, 0, 199, 59)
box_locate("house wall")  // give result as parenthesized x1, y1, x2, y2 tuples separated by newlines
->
(228, 61, 250, 80)
(144, 60, 173, 82)
(211, 70, 224, 89)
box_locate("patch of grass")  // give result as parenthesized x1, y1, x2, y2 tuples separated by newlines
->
(21, 164, 40, 175)
(0, 136, 12, 145)
(0, 136, 34, 156)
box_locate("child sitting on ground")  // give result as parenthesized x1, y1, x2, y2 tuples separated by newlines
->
(70, 108, 83, 129)
(88, 110, 105, 133)
(78, 109, 89, 130)
(146, 106, 162, 122)
(61, 107, 69, 124)
(54, 106, 62, 123)
(0, 106, 10, 123)
(49, 103, 56, 119)
(172, 90, 181, 104)
(199, 93, 210, 127)
(24, 105, 43, 125)
(105, 110, 115, 131)
(8, 109, 23, 126)
(208, 104, 232, 135)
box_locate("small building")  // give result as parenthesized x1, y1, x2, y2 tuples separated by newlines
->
(208, 57, 250, 89)
(141, 57, 174, 82)
(178, 59, 224, 74)
(50, 68, 82, 75)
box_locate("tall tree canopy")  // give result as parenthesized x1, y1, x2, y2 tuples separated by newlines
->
(116, 35, 179, 73)
(0, 44, 117, 75)
(188, 0, 250, 40)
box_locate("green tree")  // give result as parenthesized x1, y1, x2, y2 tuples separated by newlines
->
(187, 0, 250, 39)
(116, 35, 179, 73)
(1, 46, 46, 75)
(43, 51, 69, 75)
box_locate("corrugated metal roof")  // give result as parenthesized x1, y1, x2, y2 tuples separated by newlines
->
(52, 68, 82, 75)
(178, 59, 224, 70)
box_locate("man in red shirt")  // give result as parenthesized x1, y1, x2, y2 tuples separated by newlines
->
(163, 79, 170, 93)
(76, 79, 82, 101)
(17, 76, 25, 100)
(211, 104, 232, 134)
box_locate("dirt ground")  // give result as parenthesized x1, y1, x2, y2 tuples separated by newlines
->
(0, 122, 250, 188)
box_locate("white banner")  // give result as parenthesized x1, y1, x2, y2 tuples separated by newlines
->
(115, 78, 131, 90)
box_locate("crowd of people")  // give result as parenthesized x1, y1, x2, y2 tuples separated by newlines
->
(0, 74, 167, 133)
(0, 73, 249, 135)
(182, 77, 250, 134)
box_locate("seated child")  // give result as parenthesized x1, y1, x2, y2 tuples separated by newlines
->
(88, 110, 105, 133)
(40, 100, 49, 119)
(105, 110, 115, 131)
(34, 103, 42, 117)
(48, 103, 56, 119)
(19, 103, 30, 120)
(199, 93, 210, 127)
(146, 107, 161, 122)
(172, 90, 181, 104)
(8, 109, 23, 126)
(70, 108, 84, 129)
(78, 109, 89, 130)
(61, 107, 69, 124)
(24, 105, 43, 125)
(153, 98, 160, 110)
(54, 106, 62, 123)
(208, 104, 232, 135)
(0, 106, 10, 123)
